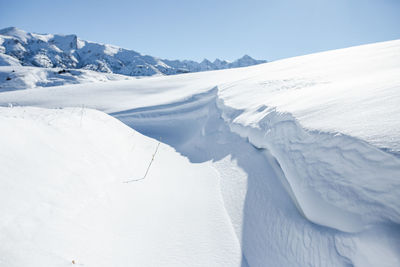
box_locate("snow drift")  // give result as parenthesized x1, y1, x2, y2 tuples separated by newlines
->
(1, 39, 400, 266)
(0, 106, 243, 267)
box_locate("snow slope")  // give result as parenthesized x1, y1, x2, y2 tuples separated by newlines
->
(0, 27, 266, 77)
(0, 53, 21, 66)
(0, 107, 242, 267)
(0, 65, 134, 92)
(1, 39, 400, 266)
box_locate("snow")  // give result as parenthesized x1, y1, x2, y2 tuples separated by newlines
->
(0, 54, 21, 66)
(0, 27, 266, 77)
(0, 106, 242, 267)
(1, 39, 400, 266)
(0, 66, 134, 91)
(3, 39, 397, 153)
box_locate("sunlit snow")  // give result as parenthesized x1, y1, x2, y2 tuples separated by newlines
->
(1, 39, 399, 267)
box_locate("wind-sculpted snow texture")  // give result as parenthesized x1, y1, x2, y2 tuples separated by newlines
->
(217, 101, 400, 232)
(0, 27, 266, 77)
(1, 40, 400, 266)
(111, 87, 400, 267)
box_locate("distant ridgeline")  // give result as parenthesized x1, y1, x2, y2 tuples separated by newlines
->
(0, 27, 267, 76)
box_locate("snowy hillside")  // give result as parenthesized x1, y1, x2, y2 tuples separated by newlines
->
(0, 65, 133, 92)
(0, 107, 242, 266)
(1, 39, 400, 267)
(0, 27, 267, 76)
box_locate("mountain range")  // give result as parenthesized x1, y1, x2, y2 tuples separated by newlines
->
(0, 27, 267, 76)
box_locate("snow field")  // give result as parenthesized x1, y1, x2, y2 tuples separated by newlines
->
(0, 65, 134, 92)
(0, 107, 242, 267)
(1, 39, 400, 266)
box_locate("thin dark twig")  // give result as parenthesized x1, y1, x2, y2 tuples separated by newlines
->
(124, 142, 160, 183)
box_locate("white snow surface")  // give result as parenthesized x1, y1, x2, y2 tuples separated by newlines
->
(1, 40, 400, 266)
(0, 65, 134, 91)
(0, 53, 21, 66)
(0, 107, 242, 267)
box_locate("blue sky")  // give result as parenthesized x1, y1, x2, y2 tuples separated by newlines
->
(1, 0, 399, 61)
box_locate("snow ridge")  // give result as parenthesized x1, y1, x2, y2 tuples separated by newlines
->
(217, 99, 400, 232)
(111, 87, 400, 266)
(112, 87, 400, 266)
(111, 88, 348, 267)
(0, 27, 267, 77)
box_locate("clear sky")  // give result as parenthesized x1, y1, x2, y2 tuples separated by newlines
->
(1, 0, 399, 62)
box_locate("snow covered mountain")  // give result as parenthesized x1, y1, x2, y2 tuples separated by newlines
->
(1, 39, 400, 267)
(0, 27, 267, 76)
